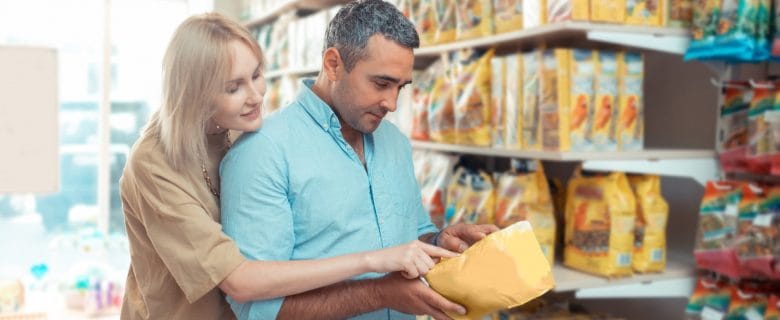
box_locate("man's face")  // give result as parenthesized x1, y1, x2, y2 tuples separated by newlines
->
(331, 35, 414, 134)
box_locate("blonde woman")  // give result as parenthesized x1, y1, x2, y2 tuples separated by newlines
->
(119, 13, 456, 320)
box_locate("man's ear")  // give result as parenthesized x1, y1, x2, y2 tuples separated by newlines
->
(322, 47, 343, 82)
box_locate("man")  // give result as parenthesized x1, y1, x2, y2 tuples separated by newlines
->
(220, 0, 498, 319)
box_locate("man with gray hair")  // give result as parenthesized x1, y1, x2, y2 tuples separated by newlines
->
(220, 0, 497, 319)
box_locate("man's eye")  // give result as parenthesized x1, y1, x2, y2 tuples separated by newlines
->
(375, 82, 389, 89)
(252, 72, 261, 80)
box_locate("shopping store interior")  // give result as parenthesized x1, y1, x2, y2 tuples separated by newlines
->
(2, 0, 779, 318)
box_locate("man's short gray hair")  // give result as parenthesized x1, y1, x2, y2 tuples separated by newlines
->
(324, 0, 420, 72)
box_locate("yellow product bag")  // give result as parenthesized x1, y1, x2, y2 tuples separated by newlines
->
(539, 49, 571, 151)
(491, 55, 507, 148)
(412, 60, 444, 141)
(564, 170, 636, 277)
(591, 50, 619, 151)
(628, 174, 668, 273)
(460, 170, 496, 225)
(493, 0, 523, 34)
(434, 0, 457, 44)
(455, 0, 495, 41)
(494, 161, 556, 265)
(415, 0, 438, 45)
(428, 57, 457, 144)
(454, 49, 495, 147)
(522, 50, 542, 150)
(425, 221, 555, 320)
(445, 167, 472, 226)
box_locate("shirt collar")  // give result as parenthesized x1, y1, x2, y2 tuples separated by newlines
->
(298, 79, 341, 132)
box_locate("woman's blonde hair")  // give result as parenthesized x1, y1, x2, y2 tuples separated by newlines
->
(150, 12, 262, 170)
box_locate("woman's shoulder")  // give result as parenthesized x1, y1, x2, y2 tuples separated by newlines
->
(123, 130, 171, 181)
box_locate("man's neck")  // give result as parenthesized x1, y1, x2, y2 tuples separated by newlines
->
(312, 75, 366, 165)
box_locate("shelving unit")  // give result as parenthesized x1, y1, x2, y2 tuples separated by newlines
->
(266, 66, 319, 79)
(553, 251, 695, 296)
(415, 22, 690, 57)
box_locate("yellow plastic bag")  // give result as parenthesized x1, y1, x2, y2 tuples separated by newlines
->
(425, 221, 555, 320)
(628, 174, 668, 273)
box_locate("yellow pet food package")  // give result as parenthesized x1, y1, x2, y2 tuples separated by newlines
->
(628, 174, 668, 273)
(522, 50, 542, 150)
(445, 167, 470, 226)
(464, 170, 497, 225)
(626, 0, 663, 25)
(434, 0, 457, 44)
(494, 160, 556, 264)
(591, 50, 619, 151)
(663, 0, 692, 27)
(505, 53, 524, 149)
(617, 51, 644, 151)
(412, 59, 444, 141)
(493, 0, 523, 34)
(591, 0, 626, 22)
(564, 170, 636, 277)
(455, 0, 495, 41)
(568, 49, 596, 152)
(491, 55, 507, 148)
(415, 0, 438, 45)
(413, 151, 456, 229)
(547, 0, 590, 22)
(454, 49, 495, 146)
(428, 55, 457, 144)
(523, 0, 548, 28)
(425, 221, 555, 320)
(539, 49, 571, 151)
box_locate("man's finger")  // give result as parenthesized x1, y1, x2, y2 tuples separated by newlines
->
(424, 287, 467, 316)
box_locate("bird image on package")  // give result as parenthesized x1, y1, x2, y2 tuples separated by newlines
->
(424, 221, 555, 320)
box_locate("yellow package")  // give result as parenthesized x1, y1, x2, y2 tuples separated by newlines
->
(628, 174, 668, 273)
(455, 0, 495, 41)
(454, 49, 495, 146)
(415, 0, 438, 45)
(547, 0, 589, 22)
(425, 221, 555, 320)
(591, 0, 626, 22)
(569, 49, 595, 152)
(461, 170, 496, 225)
(504, 53, 523, 149)
(434, 0, 457, 44)
(412, 60, 444, 141)
(617, 52, 644, 151)
(522, 50, 542, 150)
(539, 49, 571, 151)
(493, 0, 523, 34)
(591, 50, 619, 151)
(523, 0, 548, 28)
(491, 55, 507, 148)
(428, 57, 457, 144)
(564, 170, 636, 277)
(626, 0, 662, 25)
(494, 161, 556, 265)
(445, 167, 471, 226)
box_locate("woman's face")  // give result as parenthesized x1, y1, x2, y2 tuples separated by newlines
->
(212, 40, 265, 133)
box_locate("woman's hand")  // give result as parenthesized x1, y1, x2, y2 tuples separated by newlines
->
(363, 240, 458, 279)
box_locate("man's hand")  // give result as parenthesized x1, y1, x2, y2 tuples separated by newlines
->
(377, 272, 466, 320)
(437, 223, 500, 253)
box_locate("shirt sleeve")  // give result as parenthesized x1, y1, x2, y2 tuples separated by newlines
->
(220, 132, 295, 320)
(132, 167, 246, 303)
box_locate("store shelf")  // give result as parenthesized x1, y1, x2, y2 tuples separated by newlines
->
(411, 141, 715, 161)
(415, 22, 690, 57)
(266, 66, 319, 79)
(553, 252, 695, 297)
(244, 0, 349, 29)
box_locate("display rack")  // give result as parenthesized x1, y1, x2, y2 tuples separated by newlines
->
(243, 0, 349, 29)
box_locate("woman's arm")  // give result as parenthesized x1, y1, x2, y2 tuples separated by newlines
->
(218, 240, 456, 303)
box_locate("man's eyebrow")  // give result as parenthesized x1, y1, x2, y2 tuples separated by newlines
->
(372, 75, 412, 86)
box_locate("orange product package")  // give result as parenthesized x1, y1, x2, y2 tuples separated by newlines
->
(539, 49, 571, 151)
(617, 51, 644, 151)
(746, 83, 775, 174)
(522, 50, 542, 150)
(413, 151, 456, 229)
(428, 55, 457, 144)
(693, 181, 748, 279)
(494, 160, 556, 265)
(454, 49, 495, 146)
(412, 59, 445, 141)
(568, 49, 596, 152)
(591, 50, 619, 151)
(564, 170, 636, 277)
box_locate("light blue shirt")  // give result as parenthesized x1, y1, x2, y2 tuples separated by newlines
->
(220, 79, 438, 320)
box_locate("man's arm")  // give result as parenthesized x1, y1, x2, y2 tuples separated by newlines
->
(277, 272, 466, 320)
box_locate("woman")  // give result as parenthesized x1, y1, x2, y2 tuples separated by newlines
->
(119, 13, 454, 319)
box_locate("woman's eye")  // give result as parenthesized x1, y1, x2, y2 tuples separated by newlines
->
(226, 86, 238, 94)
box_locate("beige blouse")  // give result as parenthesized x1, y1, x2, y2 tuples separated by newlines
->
(119, 128, 245, 320)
